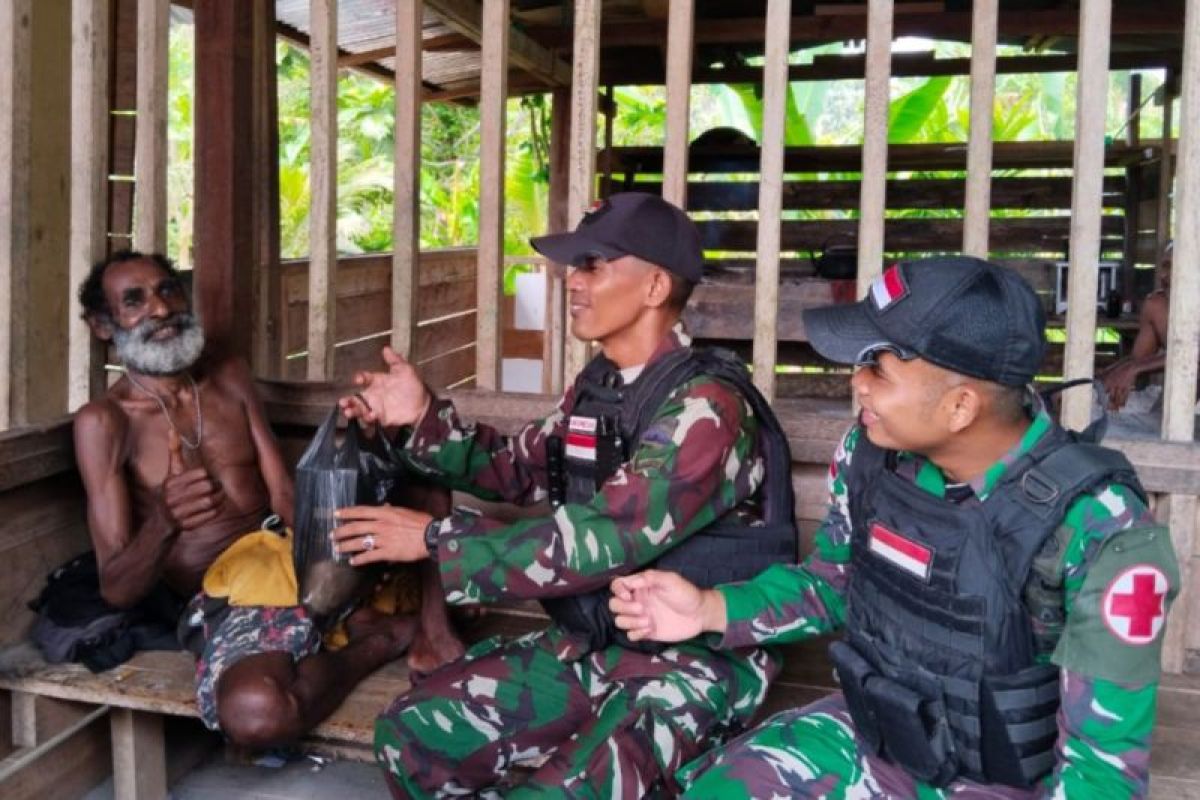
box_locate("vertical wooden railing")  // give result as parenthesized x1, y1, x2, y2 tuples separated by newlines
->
(391, 0, 423, 360)
(0, 0, 31, 428)
(963, 0, 998, 258)
(662, 0, 694, 208)
(306, 0, 337, 380)
(133, 0, 168, 253)
(857, 0, 893, 298)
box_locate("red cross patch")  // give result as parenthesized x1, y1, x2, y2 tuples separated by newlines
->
(1102, 564, 1169, 646)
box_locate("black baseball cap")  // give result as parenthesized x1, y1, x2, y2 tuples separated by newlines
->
(802, 256, 1046, 386)
(530, 192, 704, 282)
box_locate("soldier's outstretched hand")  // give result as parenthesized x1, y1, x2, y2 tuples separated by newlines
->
(338, 345, 431, 428)
(609, 569, 727, 642)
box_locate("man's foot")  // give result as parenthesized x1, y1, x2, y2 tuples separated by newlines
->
(407, 627, 466, 674)
(345, 607, 418, 662)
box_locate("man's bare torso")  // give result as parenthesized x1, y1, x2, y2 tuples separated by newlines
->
(109, 359, 271, 595)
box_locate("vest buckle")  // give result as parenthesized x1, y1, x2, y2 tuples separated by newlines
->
(1020, 470, 1060, 505)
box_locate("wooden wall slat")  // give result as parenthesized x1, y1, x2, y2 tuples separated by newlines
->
(1060, 0, 1113, 429)
(132, 0, 168, 253)
(662, 0, 694, 207)
(306, 0, 337, 380)
(474, 0, 509, 391)
(563, 0, 601, 385)
(391, 0, 422, 359)
(69, 0, 110, 413)
(0, 0, 32, 428)
(857, 0, 893, 298)
(1161, 0, 1200, 672)
(963, 0, 998, 257)
(546, 88, 570, 394)
(751, 0, 791, 401)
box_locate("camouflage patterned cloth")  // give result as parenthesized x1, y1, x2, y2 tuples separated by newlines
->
(686, 412, 1178, 799)
(376, 325, 780, 798)
(183, 592, 320, 730)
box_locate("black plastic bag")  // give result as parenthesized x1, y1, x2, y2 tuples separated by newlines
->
(293, 408, 406, 623)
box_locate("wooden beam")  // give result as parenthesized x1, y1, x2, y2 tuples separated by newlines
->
(66, 8, 111, 425)
(391, 0, 422, 359)
(962, 0, 997, 257)
(753, 0, 791, 402)
(0, 0, 31, 428)
(111, 708, 166, 800)
(474, 0, 509, 391)
(1160, 0, 1200, 674)
(250, 0, 282, 377)
(1157, 75, 1176, 262)
(425, 0, 569, 87)
(857, 0, 892, 298)
(662, 0, 694, 207)
(563, 0, 602, 385)
(193, 0, 261, 360)
(306, 0, 337, 380)
(1060, 0, 1112, 429)
(602, 49, 1181, 88)
(0, 704, 111, 800)
(529, 8, 1183, 48)
(133, 0, 168, 253)
(546, 88, 570, 394)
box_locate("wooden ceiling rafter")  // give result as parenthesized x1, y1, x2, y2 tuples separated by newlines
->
(425, 0, 571, 87)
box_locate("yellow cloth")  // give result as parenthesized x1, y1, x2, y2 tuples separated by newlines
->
(201, 529, 299, 607)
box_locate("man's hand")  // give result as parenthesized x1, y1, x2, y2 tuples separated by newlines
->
(332, 504, 434, 565)
(337, 346, 431, 429)
(158, 430, 225, 532)
(1100, 361, 1140, 411)
(609, 569, 727, 642)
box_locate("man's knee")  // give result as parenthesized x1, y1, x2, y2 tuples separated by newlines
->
(216, 670, 303, 748)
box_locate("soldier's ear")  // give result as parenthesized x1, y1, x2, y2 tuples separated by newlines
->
(945, 383, 983, 433)
(645, 267, 672, 309)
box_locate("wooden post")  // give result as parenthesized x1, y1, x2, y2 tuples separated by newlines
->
(563, 0, 602, 384)
(251, 0, 282, 377)
(963, 0, 997, 258)
(306, 0, 337, 380)
(1060, 0, 1113, 430)
(546, 87, 571, 394)
(475, 0, 509, 391)
(194, 0, 263, 360)
(662, 0, 694, 207)
(392, 0, 422, 360)
(1159, 0, 1200, 673)
(1157, 72, 1176, 262)
(0, 0, 31, 428)
(133, 0, 168, 253)
(1122, 73, 1142, 293)
(857, 0, 893, 298)
(752, 0, 791, 401)
(69, 0, 109, 411)
(111, 708, 166, 800)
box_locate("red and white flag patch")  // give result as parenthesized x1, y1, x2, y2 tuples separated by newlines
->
(1103, 564, 1169, 646)
(565, 415, 598, 461)
(870, 264, 909, 311)
(868, 522, 933, 581)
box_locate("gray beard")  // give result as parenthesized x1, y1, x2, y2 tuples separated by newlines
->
(113, 314, 206, 376)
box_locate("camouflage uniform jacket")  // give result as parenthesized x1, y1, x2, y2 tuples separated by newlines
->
(403, 326, 778, 692)
(715, 412, 1178, 798)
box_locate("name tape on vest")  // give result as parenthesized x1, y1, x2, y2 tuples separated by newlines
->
(868, 522, 933, 581)
(566, 415, 598, 461)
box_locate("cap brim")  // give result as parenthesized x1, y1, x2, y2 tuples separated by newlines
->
(802, 302, 896, 365)
(530, 231, 626, 266)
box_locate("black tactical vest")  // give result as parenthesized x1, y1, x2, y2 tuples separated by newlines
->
(542, 347, 798, 652)
(829, 423, 1144, 788)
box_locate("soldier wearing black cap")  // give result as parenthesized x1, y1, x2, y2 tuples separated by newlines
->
(612, 256, 1179, 799)
(337, 192, 797, 798)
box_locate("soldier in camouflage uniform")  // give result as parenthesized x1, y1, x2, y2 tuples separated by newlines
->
(612, 256, 1180, 799)
(332, 193, 790, 798)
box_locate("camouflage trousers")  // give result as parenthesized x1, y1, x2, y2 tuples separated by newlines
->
(374, 628, 777, 799)
(678, 693, 1040, 800)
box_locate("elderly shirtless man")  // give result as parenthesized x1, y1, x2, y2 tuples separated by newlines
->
(72, 250, 462, 747)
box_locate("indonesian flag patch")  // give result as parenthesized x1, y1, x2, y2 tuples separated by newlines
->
(565, 415, 598, 461)
(870, 263, 909, 311)
(868, 522, 933, 581)
(1103, 564, 1169, 646)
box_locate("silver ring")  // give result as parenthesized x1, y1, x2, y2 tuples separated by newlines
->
(362, 533, 376, 551)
